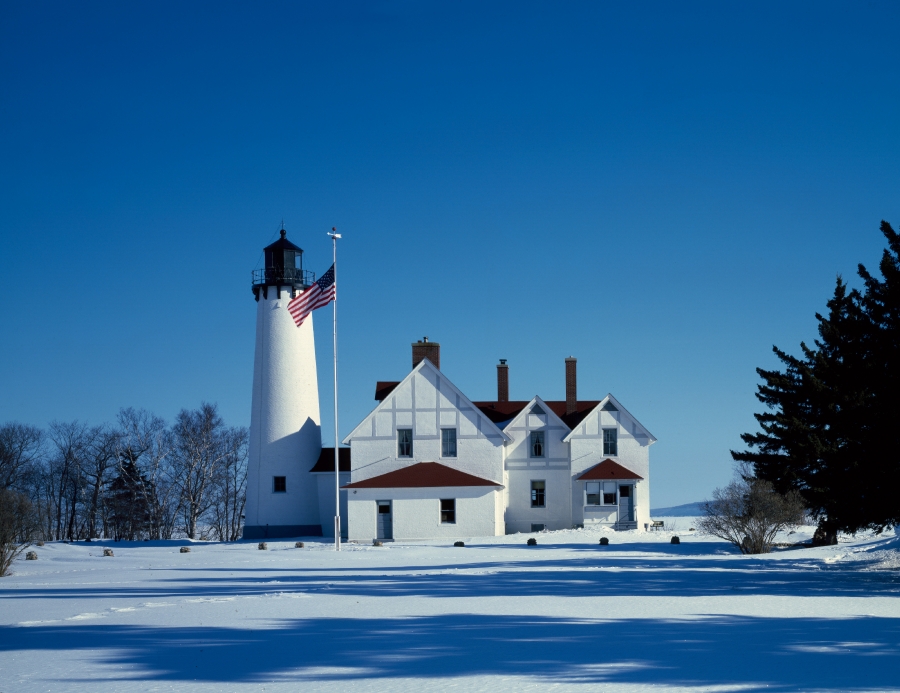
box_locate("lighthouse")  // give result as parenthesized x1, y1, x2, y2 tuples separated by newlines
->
(243, 229, 323, 538)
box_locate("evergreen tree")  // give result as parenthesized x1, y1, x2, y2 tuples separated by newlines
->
(106, 455, 155, 541)
(856, 221, 900, 529)
(733, 221, 899, 538)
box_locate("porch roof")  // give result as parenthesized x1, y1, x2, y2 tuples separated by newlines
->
(342, 462, 503, 489)
(576, 458, 644, 481)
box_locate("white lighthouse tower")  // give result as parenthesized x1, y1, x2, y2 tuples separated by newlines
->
(243, 229, 323, 539)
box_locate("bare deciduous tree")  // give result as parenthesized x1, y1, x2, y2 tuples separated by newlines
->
(173, 403, 244, 539)
(209, 427, 248, 541)
(47, 421, 90, 541)
(699, 476, 807, 554)
(82, 426, 119, 540)
(0, 488, 38, 576)
(1, 404, 249, 544)
(0, 423, 43, 492)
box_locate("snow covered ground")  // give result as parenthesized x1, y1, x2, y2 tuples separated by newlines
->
(2, 521, 899, 693)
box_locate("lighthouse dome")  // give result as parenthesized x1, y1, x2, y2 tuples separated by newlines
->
(252, 228, 315, 298)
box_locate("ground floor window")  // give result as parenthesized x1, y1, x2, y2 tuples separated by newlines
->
(602, 481, 618, 505)
(440, 499, 456, 524)
(273, 476, 286, 493)
(585, 481, 618, 505)
(531, 480, 545, 507)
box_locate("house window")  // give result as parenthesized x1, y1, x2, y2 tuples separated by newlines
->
(441, 428, 457, 458)
(585, 482, 600, 505)
(397, 429, 413, 457)
(531, 480, 545, 508)
(530, 431, 545, 457)
(603, 428, 618, 456)
(440, 499, 455, 524)
(273, 476, 286, 493)
(602, 481, 617, 505)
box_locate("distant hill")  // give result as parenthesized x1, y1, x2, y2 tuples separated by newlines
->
(650, 502, 705, 517)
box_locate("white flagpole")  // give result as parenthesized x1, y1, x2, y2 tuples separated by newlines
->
(328, 227, 342, 551)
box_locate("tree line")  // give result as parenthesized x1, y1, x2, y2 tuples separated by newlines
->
(0, 403, 248, 543)
(733, 220, 900, 543)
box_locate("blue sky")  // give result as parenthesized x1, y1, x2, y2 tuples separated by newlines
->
(2, 1, 898, 506)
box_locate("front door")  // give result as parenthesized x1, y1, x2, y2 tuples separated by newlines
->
(618, 485, 634, 523)
(376, 501, 392, 540)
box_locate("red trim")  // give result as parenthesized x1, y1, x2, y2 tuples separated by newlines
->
(343, 462, 502, 489)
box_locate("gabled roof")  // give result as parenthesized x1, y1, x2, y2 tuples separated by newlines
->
(345, 359, 511, 444)
(492, 395, 572, 433)
(562, 394, 656, 444)
(342, 462, 503, 489)
(576, 458, 644, 481)
(309, 447, 351, 473)
(473, 400, 601, 429)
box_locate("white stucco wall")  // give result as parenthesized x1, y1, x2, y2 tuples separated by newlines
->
(345, 363, 505, 485)
(505, 468, 573, 533)
(245, 287, 322, 534)
(314, 472, 350, 537)
(567, 403, 653, 529)
(347, 485, 502, 541)
(502, 399, 573, 532)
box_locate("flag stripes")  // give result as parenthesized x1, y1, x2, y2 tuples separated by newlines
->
(287, 264, 335, 327)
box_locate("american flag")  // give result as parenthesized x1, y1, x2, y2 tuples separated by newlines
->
(287, 264, 335, 327)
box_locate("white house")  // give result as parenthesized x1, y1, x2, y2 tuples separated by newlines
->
(341, 339, 656, 541)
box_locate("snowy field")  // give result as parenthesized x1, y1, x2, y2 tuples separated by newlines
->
(2, 521, 899, 693)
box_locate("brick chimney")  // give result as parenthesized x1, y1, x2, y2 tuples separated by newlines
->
(565, 357, 577, 415)
(497, 359, 509, 402)
(412, 337, 440, 370)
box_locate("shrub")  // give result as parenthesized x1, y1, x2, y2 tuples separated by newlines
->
(671, 536, 680, 544)
(699, 477, 806, 554)
(527, 538, 537, 546)
(295, 541, 305, 548)
(258, 542, 267, 550)
(25, 551, 37, 560)
(179, 546, 191, 553)
(103, 548, 114, 557)
(372, 540, 383, 547)
(599, 537, 609, 546)
(454, 541, 465, 547)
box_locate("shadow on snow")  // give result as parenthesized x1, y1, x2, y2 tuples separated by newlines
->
(2, 614, 899, 691)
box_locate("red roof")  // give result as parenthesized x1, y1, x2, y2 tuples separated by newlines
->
(473, 400, 601, 429)
(576, 458, 643, 481)
(373, 382, 601, 431)
(309, 447, 351, 473)
(375, 381, 401, 400)
(342, 462, 502, 489)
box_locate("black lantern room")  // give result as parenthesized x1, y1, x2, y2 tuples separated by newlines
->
(252, 229, 315, 300)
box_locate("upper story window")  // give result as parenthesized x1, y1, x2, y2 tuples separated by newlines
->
(441, 428, 457, 458)
(603, 428, 618, 456)
(531, 480, 545, 507)
(530, 431, 545, 458)
(397, 429, 413, 457)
